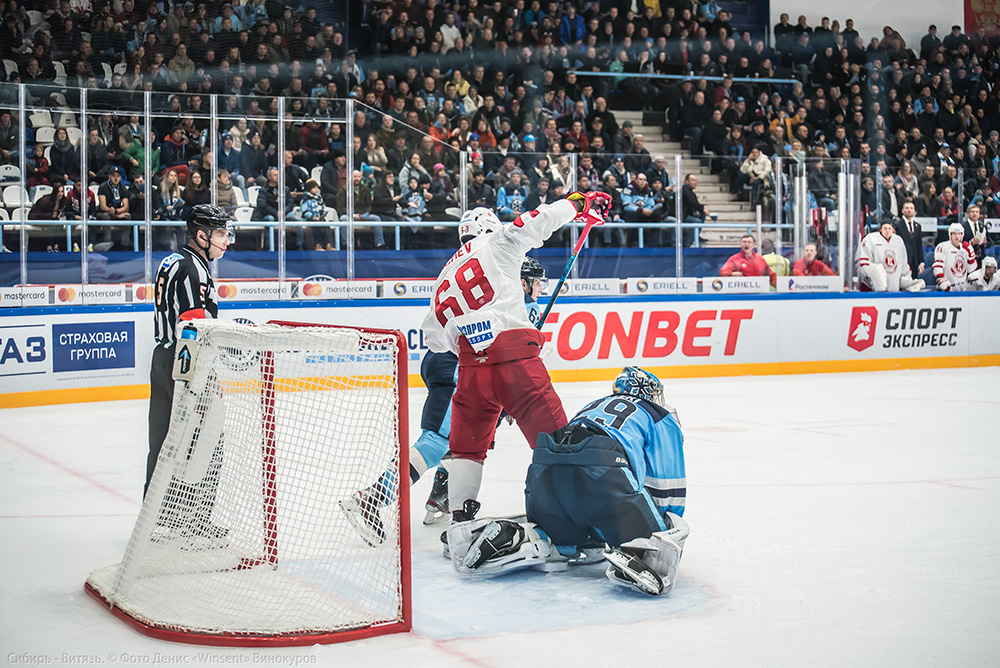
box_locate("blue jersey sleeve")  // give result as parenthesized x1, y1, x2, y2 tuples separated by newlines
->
(571, 395, 686, 517)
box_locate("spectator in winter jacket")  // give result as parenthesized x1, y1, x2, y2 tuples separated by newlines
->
(626, 135, 652, 177)
(467, 169, 496, 209)
(496, 170, 529, 221)
(559, 4, 585, 45)
(159, 127, 196, 185)
(524, 176, 559, 211)
(623, 173, 661, 223)
(240, 132, 270, 187)
(290, 179, 329, 250)
(736, 147, 771, 203)
(25, 144, 51, 190)
(254, 167, 292, 222)
(720, 234, 777, 286)
(217, 132, 242, 188)
(337, 169, 384, 249)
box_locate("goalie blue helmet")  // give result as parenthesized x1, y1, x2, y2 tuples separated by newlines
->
(613, 366, 664, 406)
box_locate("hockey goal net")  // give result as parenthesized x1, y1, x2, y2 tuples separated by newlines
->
(85, 319, 410, 646)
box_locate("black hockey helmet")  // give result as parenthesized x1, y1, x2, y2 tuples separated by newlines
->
(521, 256, 546, 282)
(187, 204, 235, 243)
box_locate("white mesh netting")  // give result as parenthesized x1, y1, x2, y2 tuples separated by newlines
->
(86, 320, 407, 641)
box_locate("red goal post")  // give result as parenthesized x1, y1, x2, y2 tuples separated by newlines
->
(85, 319, 410, 646)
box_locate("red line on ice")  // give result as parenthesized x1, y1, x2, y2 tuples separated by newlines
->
(0, 432, 139, 507)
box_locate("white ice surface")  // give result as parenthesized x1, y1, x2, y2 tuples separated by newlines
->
(2, 367, 999, 668)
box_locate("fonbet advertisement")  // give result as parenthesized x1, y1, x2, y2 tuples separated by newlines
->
(2, 295, 997, 405)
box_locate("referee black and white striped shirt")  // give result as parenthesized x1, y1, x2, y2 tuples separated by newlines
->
(153, 246, 217, 346)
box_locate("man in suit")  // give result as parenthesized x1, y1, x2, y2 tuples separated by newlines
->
(894, 201, 925, 279)
(962, 203, 992, 266)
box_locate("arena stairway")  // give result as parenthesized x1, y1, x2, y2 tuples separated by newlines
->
(615, 109, 758, 246)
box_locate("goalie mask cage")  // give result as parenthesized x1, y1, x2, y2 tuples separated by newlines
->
(85, 320, 410, 646)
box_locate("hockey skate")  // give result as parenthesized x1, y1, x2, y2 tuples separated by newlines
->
(462, 520, 526, 569)
(423, 468, 449, 525)
(339, 488, 386, 547)
(605, 547, 664, 596)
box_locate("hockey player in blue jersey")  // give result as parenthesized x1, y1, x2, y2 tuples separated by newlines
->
(339, 251, 549, 543)
(446, 366, 690, 596)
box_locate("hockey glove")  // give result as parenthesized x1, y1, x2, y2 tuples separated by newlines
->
(567, 191, 612, 226)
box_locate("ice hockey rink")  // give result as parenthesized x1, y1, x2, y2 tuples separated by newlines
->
(2, 366, 998, 668)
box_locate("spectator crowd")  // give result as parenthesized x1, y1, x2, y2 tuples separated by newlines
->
(0, 0, 997, 276)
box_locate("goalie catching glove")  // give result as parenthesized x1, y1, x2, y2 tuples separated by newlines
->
(567, 191, 612, 227)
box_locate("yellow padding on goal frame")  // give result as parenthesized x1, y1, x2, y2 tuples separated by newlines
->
(2, 354, 998, 408)
(216, 374, 396, 394)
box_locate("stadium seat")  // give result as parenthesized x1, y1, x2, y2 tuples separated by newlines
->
(35, 127, 56, 145)
(246, 186, 261, 205)
(232, 188, 247, 207)
(2, 59, 17, 78)
(56, 111, 77, 129)
(32, 185, 53, 204)
(2, 185, 30, 208)
(66, 127, 82, 147)
(52, 62, 67, 86)
(30, 111, 54, 129)
(311, 166, 323, 182)
(26, 10, 44, 25)
(233, 206, 254, 222)
(0, 165, 21, 182)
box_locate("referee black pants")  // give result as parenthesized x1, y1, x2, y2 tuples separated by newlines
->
(145, 343, 175, 496)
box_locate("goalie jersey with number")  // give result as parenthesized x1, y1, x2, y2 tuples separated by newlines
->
(422, 199, 578, 354)
(572, 395, 686, 518)
(858, 230, 911, 292)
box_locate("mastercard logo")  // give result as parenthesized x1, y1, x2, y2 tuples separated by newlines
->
(393, 282, 406, 295)
(58, 287, 77, 302)
(301, 282, 323, 297)
(710, 279, 723, 292)
(636, 280, 649, 293)
(218, 284, 238, 298)
(134, 285, 148, 300)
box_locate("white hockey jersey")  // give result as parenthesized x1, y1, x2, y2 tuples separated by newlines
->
(858, 231, 912, 292)
(951, 267, 1000, 291)
(422, 199, 578, 354)
(932, 241, 977, 289)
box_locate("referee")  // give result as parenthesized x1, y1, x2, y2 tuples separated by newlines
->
(146, 204, 234, 497)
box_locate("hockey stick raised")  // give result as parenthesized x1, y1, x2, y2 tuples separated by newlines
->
(536, 215, 604, 328)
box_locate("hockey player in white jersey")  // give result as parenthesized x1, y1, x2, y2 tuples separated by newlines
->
(422, 192, 611, 526)
(339, 258, 551, 544)
(446, 367, 689, 597)
(858, 220, 925, 292)
(933, 223, 978, 290)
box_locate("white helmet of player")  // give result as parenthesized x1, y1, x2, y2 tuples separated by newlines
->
(613, 366, 664, 407)
(459, 207, 502, 243)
